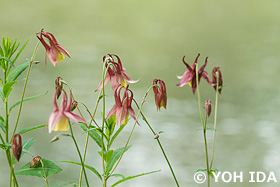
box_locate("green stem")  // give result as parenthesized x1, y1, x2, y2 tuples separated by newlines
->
(133, 99, 180, 187)
(195, 63, 210, 187)
(101, 62, 107, 187)
(10, 41, 40, 142)
(107, 85, 155, 178)
(209, 79, 220, 170)
(41, 159, 49, 187)
(5, 150, 18, 187)
(69, 123, 90, 187)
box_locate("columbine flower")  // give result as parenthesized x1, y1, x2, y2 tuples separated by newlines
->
(48, 88, 86, 133)
(106, 85, 139, 127)
(212, 67, 223, 94)
(96, 54, 138, 91)
(36, 29, 71, 66)
(152, 79, 167, 111)
(12, 134, 22, 162)
(177, 54, 211, 93)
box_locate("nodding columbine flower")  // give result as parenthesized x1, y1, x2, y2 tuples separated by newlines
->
(12, 134, 22, 162)
(48, 88, 87, 133)
(205, 98, 212, 117)
(106, 85, 139, 127)
(36, 29, 71, 66)
(152, 79, 167, 111)
(96, 54, 138, 92)
(29, 156, 42, 168)
(212, 67, 223, 94)
(177, 54, 211, 93)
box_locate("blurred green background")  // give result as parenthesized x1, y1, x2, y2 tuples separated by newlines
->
(1, 0, 280, 186)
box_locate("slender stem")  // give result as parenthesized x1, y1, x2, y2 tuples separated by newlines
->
(5, 150, 18, 187)
(133, 99, 180, 187)
(69, 123, 90, 187)
(41, 159, 49, 187)
(10, 41, 40, 141)
(107, 85, 155, 178)
(195, 63, 210, 187)
(101, 62, 107, 187)
(209, 79, 220, 170)
(4, 71, 18, 187)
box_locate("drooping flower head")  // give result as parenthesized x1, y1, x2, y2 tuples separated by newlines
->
(48, 88, 87, 133)
(106, 85, 139, 127)
(177, 54, 212, 93)
(36, 29, 71, 66)
(96, 54, 138, 92)
(212, 67, 223, 94)
(152, 79, 167, 111)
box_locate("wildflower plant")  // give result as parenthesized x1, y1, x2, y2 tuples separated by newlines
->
(0, 30, 180, 187)
(177, 54, 223, 187)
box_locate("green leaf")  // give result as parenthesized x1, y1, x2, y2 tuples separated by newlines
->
(79, 122, 104, 149)
(59, 160, 102, 181)
(9, 91, 48, 112)
(109, 124, 125, 148)
(111, 174, 125, 180)
(7, 61, 30, 83)
(209, 168, 218, 178)
(0, 86, 4, 101)
(0, 57, 14, 68)
(15, 159, 63, 178)
(0, 143, 10, 151)
(17, 124, 46, 135)
(111, 170, 161, 187)
(13, 138, 35, 164)
(196, 168, 207, 172)
(106, 115, 116, 139)
(98, 150, 113, 163)
(42, 181, 74, 187)
(206, 128, 216, 131)
(106, 145, 132, 175)
(12, 39, 29, 65)
(0, 116, 5, 133)
(3, 81, 18, 98)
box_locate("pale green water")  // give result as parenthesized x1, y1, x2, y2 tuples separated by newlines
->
(1, 0, 280, 186)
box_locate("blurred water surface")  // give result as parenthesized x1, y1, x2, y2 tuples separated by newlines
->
(1, 0, 280, 186)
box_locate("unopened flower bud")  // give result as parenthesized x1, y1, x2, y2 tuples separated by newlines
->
(29, 156, 42, 168)
(70, 100, 78, 111)
(55, 77, 63, 99)
(12, 134, 22, 162)
(154, 134, 159, 139)
(50, 135, 60, 143)
(205, 98, 212, 117)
